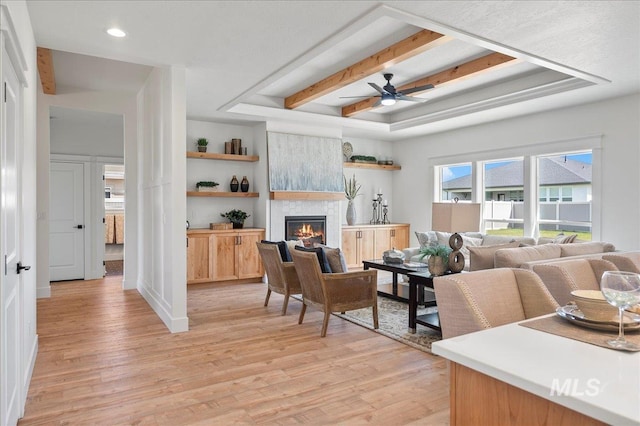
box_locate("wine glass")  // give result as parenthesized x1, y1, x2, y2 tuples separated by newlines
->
(600, 271, 640, 350)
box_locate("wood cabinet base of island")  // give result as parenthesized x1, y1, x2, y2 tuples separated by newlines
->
(449, 362, 605, 426)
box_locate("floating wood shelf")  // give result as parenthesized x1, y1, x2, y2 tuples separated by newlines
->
(344, 162, 401, 171)
(187, 152, 259, 162)
(187, 191, 259, 198)
(270, 191, 344, 201)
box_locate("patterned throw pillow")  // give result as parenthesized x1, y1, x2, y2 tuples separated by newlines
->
(553, 233, 578, 244)
(415, 231, 437, 248)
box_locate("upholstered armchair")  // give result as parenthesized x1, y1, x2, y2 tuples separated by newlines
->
(603, 252, 640, 273)
(256, 242, 302, 315)
(290, 249, 379, 337)
(531, 258, 618, 306)
(433, 268, 559, 339)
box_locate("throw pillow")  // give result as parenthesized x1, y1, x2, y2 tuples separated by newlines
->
(285, 240, 303, 254)
(467, 241, 521, 271)
(554, 233, 578, 244)
(260, 240, 291, 262)
(313, 244, 348, 273)
(415, 231, 437, 248)
(294, 245, 332, 273)
(460, 235, 482, 259)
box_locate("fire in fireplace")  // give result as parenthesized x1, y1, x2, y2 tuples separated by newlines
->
(285, 216, 326, 247)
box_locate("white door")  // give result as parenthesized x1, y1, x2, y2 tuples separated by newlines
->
(49, 162, 85, 281)
(1, 44, 24, 426)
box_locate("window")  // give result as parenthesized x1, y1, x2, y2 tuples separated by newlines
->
(537, 152, 592, 240)
(435, 149, 593, 240)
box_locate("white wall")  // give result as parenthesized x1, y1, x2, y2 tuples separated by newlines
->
(2, 0, 38, 416)
(393, 94, 640, 251)
(136, 66, 187, 333)
(50, 109, 124, 157)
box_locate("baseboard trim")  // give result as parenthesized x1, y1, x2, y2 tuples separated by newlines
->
(21, 335, 38, 416)
(36, 284, 51, 298)
(137, 283, 189, 333)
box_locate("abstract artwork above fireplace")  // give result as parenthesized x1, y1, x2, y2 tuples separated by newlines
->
(267, 132, 343, 192)
(285, 215, 326, 247)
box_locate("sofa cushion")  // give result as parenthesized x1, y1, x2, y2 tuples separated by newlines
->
(494, 244, 562, 269)
(481, 234, 537, 247)
(468, 241, 521, 271)
(560, 241, 615, 257)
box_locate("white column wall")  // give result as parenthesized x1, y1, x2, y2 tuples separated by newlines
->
(136, 66, 187, 333)
(393, 93, 640, 251)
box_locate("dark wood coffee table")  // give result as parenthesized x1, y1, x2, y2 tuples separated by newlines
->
(362, 259, 436, 306)
(406, 270, 451, 334)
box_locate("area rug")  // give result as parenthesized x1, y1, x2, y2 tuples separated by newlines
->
(333, 297, 441, 353)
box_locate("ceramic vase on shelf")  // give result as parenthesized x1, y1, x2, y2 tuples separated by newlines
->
(230, 175, 239, 192)
(346, 200, 356, 226)
(240, 176, 249, 192)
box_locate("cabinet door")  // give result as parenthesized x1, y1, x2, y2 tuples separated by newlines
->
(187, 234, 214, 284)
(236, 230, 264, 279)
(211, 233, 239, 281)
(359, 228, 377, 263)
(391, 225, 410, 250)
(342, 228, 360, 269)
(374, 227, 393, 254)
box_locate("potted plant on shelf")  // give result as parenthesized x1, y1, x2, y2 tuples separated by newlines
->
(418, 244, 452, 276)
(343, 174, 361, 226)
(196, 181, 219, 192)
(221, 209, 250, 229)
(197, 138, 208, 152)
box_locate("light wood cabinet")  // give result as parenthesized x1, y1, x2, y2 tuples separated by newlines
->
(187, 228, 265, 284)
(342, 224, 410, 269)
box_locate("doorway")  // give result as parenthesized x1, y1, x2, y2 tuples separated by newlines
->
(104, 164, 125, 276)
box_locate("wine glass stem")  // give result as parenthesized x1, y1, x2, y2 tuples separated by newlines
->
(617, 307, 625, 342)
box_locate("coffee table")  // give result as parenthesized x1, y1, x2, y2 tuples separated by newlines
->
(361, 259, 436, 306)
(406, 271, 444, 334)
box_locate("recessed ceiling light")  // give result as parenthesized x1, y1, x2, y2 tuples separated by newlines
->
(106, 28, 126, 38)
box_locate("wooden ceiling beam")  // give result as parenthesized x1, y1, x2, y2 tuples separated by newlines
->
(37, 47, 56, 95)
(341, 52, 518, 117)
(284, 29, 452, 110)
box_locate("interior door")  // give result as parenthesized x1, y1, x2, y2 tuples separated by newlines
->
(1, 45, 23, 426)
(49, 162, 85, 281)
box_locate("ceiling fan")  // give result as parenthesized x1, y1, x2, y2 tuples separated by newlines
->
(341, 73, 434, 107)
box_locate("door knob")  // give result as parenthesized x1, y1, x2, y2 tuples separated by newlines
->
(17, 262, 31, 274)
(76, 225, 84, 229)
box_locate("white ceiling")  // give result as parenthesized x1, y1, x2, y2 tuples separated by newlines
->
(26, 1, 640, 140)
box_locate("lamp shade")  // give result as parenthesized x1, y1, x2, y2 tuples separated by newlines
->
(432, 202, 480, 233)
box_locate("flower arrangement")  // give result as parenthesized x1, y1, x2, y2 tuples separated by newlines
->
(344, 174, 361, 201)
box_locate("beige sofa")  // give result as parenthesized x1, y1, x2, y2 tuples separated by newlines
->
(493, 241, 616, 269)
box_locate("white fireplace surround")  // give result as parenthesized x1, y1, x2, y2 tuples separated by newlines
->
(269, 200, 342, 248)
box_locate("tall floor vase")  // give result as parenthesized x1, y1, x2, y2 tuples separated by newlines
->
(346, 200, 356, 226)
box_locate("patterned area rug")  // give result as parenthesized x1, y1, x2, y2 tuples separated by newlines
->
(333, 297, 441, 353)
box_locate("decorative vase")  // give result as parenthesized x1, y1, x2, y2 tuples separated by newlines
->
(198, 146, 207, 152)
(240, 176, 249, 192)
(232, 222, 243, 229)
(230, 175, 239, 192)
(232, 138, 241, 155)
(428, 256, 447, 276)
(346, 200, 356, 226)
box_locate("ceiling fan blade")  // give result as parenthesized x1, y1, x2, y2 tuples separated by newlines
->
(400, 83, 435, 95)
(339, 95, 379, 99)
(398, 94, 428, 103)
(368, 83, 386, 94)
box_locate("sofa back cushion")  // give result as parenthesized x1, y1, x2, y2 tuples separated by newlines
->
(560, 241, 616, 257)
(494, 244, 562, 269)
(467, 241, 521, 271)
(481, 234, 536, 247)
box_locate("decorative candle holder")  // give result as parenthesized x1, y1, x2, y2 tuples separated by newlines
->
(370, 198, 378, 224)
(382, 203, 390, 224)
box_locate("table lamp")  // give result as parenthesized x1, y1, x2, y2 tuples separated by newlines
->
(432, 199, 481, 273)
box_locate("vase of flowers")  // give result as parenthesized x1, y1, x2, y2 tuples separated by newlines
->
(344, 174, 361, 226)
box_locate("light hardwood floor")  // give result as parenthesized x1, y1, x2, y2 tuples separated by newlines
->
(20, 277, 449, 425)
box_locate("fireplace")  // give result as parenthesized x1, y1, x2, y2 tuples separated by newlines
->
(285, 216, 326, 247)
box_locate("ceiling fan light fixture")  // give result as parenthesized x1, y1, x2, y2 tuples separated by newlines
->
(380, 93, 396, 106)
